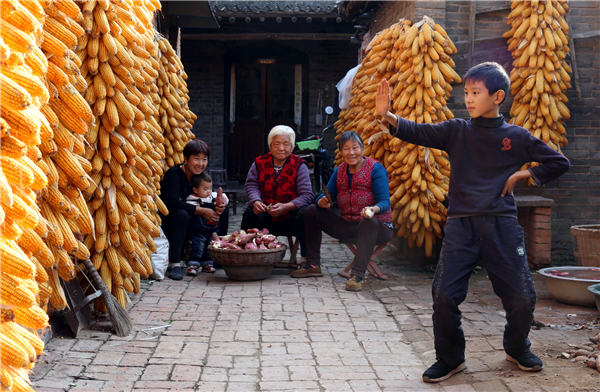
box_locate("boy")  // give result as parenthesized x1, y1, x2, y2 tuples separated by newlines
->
(375, 62, 569, 382)
(185, 172, 227, 275)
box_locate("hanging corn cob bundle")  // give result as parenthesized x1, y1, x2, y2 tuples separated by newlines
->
(333, 16, 460, 257)
(0, 1, 50, 390)
(333, 20, 410, 166)
(504, 0, 570, 181)
(156, 36, 196, 168)
(77, 0, 164, 309)
(32, 0, 94, 313)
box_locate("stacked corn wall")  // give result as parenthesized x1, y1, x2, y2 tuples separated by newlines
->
(0, 1, 51, 390)
(334, 16, 460, 257)
(156, 37, 196, 168)
(76, 0, 165, 309)
(34, 0, 95, 312)
(505, 0, 571, 180)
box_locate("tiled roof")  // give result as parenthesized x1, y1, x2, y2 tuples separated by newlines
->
(210, 1, 339, 17)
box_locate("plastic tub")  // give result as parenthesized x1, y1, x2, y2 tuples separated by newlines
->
(538, 266, 600, 307)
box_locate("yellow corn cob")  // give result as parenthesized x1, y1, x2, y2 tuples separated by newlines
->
(49, 98, 88, 134)
(0, 1, 39, 35)
(0, 322, 37, 362)
(55, 211, 78, 254)
(0, 239, 35, 279)
(44, 15, 79, 49)
(46, 60, 70, 87)
(48, 269, 68, 310)
(12, 304, 50, 330)
(0, 20, 36, 53)
(33, 257, 49, 283)
(58, 85, 93, 123)
(0, 135, 27, 158)
(0, 65, 49, 103)
(0, 155, 34, 187)
(41, 30, 69, 58)
(21, 155, 47, 190)
(0, 72, 32, 109)
(53, 147, 86, 184)
(2, 107, 42, 147)
(0, 274, 37, 308)
(0, 330, 31, 368)
(0, 367, 12, 390)
(55, 247, 75, 280)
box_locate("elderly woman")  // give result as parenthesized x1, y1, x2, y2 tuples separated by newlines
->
(242, 125, 314, 260)
(291, 131, 393, 292)
(160, 139, 229, 280)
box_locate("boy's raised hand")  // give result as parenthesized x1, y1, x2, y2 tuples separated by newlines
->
(375, 79, 391, 116)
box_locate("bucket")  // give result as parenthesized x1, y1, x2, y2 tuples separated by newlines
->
(571, 224, 600, 267)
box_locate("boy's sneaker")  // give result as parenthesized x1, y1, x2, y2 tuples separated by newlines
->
(202, 265, 216, 273)
(345, 275, 363, 292)
(506, 350, 543, 371)
(167, 266, 183, 280)
(187, 266, 199, 276)
(290, 264, 322, 278)
(422, 360, 466, 383)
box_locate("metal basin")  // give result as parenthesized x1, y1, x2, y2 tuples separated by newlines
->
(538, 266, 600, 307)
(208, 245, 286, 281)
(587, 283, 600, 313)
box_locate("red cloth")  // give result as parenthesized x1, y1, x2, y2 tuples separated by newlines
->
(336, 157, 392, 223)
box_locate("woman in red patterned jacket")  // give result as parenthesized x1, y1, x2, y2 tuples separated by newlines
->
(242, 125, 314, 261)
(291, 131, 393, 292)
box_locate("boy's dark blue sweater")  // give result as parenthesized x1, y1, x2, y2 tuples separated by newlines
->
(393, 115, 570, 217)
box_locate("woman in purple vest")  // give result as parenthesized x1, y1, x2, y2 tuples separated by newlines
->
(242, 125, 314, 260)
(291, 131, 393, 292)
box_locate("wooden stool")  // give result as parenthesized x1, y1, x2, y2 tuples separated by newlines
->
(338, 241, 389, 280)
(273, 235, 300, 268)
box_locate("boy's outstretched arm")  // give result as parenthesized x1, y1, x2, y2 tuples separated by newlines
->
(375, 79, 451, 151)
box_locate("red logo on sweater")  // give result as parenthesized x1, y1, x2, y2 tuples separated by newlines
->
(501, 138, 512, 151)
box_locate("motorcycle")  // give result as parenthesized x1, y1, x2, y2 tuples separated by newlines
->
(295, 107, 335, 193)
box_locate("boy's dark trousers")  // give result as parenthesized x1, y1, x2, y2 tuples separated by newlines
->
(187, 216, 219, 267)
(432, 215, 536, 367)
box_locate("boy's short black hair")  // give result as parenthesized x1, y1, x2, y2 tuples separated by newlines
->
(463, 62, 510, 104)
(191, 172, 212, 189)
(183, 138, 210, 159)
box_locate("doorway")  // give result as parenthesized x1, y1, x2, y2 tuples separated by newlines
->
(225, 44, 308, 179)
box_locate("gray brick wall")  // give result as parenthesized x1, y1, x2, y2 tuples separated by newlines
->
(366, 0, 600, 264)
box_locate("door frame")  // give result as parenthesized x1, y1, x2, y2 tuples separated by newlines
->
(224, 42, 309, 178)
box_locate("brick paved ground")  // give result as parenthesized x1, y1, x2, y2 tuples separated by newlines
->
(32, 214, 600, 391)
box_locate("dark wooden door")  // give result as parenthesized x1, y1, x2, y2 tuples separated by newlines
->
(228, 63, 296, 179)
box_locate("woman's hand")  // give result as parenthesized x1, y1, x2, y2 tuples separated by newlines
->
(268, 203, 293, 218)
(501, 169, 531, 197)
(196, 206, 220, 222)
(252, 200, 268, 215)
(361, 206, 380, 219)
(317, 196, 331, 209)
(214, 203, 226, 215)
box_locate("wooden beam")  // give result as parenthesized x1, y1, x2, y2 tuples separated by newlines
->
(475, 1, 511, 15)
(572, 30, 600, 40)
(468, 2, 476, 68)
(181, 33, 351, 41)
